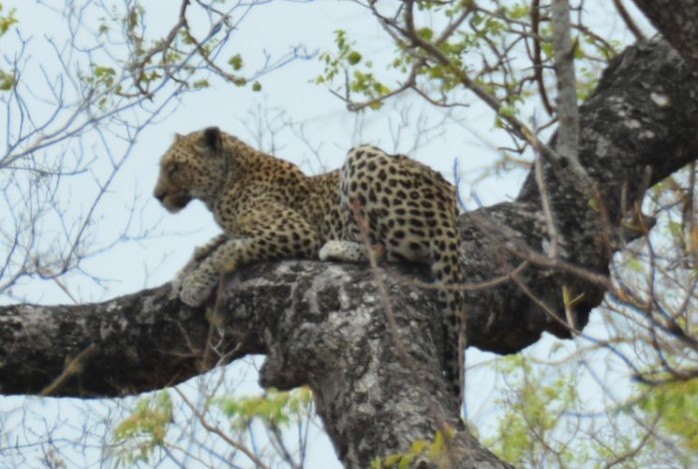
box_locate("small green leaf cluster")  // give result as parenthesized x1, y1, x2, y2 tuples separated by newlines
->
(93, 65, 117, 88)
(0, 3, 17, 35)
(0, 69, 14, 91)
(0, 3, 17, 91)
(371, 427, 456, 469)
(316, 29, 354, 83)
(112, 391, 173, 467)
(215, 387, 313, 431)
(316, 29, 390, 109)
(224, 54, 260, 90)
(80, 64, 123, 110)
(123, 4, 147, 59)
(228, 53, 243, 71)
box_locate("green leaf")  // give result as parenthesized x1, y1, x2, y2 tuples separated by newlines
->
(398, 454, 414, 469)
(347, 51, 362, 65)
(472, 13, 483, 26)
(0, 69, 14, 91)
(0, 5, 17, 35)
(215, 388, 313, 432)
(508, 4, 530, 20)
(417, 27, 433, 41)
(383, 453, 402, 467)
(637, 379, 698, 451)
(112, 391, 173, 466)
(228, 53, 243, 71)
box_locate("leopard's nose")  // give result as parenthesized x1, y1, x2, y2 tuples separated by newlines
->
(154, 189, 165, 202)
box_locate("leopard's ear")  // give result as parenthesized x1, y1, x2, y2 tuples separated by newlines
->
(174, 133, 184, 142)
(203, 126, 223, 152)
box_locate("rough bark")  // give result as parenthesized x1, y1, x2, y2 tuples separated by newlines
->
(2, 36, 698, 468)
(632, 0, 698, 64)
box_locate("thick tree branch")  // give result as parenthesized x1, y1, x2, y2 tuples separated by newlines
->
(632, 0, 698, 64)
(0, 286, 232, 396)
(0, 263, 512, 468)
(1, 38, 698, 467)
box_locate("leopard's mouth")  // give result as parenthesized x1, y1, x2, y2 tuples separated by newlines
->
(162, 192, 192, 213)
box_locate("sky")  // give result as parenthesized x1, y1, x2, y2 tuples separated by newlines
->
(0, 1, 657, 468)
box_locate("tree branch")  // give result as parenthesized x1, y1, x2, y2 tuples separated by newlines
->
(2, 38, 698, 467)
(550, 0, 584, 186)
(632, 0, 698, 64)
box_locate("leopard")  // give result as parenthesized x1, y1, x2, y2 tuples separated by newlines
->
(153, 126, 466, 403)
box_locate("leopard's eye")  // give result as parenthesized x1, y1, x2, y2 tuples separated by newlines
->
(167, 162, 180, 176)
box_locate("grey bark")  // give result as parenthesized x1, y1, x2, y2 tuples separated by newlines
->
(1, 34, 698, 469)
(632, 0, 698, 64)
(550, 0, 583, 188)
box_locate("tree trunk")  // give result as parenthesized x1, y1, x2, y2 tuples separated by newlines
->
(2, 24, 698, 469)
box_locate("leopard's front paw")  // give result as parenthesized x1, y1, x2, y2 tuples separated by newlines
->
(169, 261, 198, 300)
(179, 272, 217, 307)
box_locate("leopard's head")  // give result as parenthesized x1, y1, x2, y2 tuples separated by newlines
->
(154, 127, 228, 213)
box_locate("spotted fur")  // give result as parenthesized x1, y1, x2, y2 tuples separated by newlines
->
(154, 127, 465, 402)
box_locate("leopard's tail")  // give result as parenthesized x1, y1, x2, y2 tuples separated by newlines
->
(429, 232, 466, 409)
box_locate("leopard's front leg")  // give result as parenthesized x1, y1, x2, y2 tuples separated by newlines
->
(179, 238, 257, 307)
(170, 233, 228, 300)
(179, 205, 322, 307)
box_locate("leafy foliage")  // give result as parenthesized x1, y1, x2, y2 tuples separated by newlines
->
(109, 387, 316, 468)
(481, 354, 698, 468)
(483, 356, 581, 467)
(371, 427, 457, 469)
(0, 3, 16, 91)
(637, 379, 698, 454)
(314, 0, 617, 134)
(316, 29, 389, 109)
(0, 3, 16, 35)
(215, 387, 313, 431)
(112, 392, 173, 467)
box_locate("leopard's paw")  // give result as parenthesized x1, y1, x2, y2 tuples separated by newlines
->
(169, 261, 198, 300)
(179, 272, 216, 307)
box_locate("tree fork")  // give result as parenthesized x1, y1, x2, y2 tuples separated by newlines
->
(1, 38, 698, 468)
